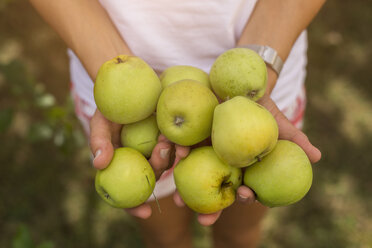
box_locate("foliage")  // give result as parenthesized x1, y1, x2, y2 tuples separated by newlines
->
(12, 224, 54, 248)
(0, 59, 84, 153)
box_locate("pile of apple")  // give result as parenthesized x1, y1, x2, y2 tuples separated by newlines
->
(94, 48, 313, 213)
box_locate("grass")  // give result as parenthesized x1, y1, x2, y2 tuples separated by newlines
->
(1, 0, 371, 247)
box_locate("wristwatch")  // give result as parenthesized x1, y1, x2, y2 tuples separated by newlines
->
(238, 44, 284, 75)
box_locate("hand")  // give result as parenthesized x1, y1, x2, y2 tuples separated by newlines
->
(173, 94, 321, 226)
(257, 94, 321, 164)
(89, 109, 190, 219)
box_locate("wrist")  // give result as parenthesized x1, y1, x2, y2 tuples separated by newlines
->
(266, 66, 278, 95)
(237, 44, 283, 76)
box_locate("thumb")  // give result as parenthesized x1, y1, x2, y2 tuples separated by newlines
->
(89, 110, 121, 169)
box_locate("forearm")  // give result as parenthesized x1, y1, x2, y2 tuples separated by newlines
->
(237, 0, 326, 94)
(30, 0, 132, 80)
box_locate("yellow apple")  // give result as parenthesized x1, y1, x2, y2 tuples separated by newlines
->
(156, 80, 218, 146)
(121, 114, 159, 158)
(244, 140, 313, 207)
(174, 146, 242, 214)
(212, 96, 278, 167)
(210, 48, 267, 101)
(95, 147, 156, 208)
(94, 55, 162, 124)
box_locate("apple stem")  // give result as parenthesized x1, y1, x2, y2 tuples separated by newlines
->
(247, 90, 258, 99)
(116, 57, 124, 64)
(174, 116, 184, 127)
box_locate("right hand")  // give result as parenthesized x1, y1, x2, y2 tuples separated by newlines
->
(89, 109, 190, 219)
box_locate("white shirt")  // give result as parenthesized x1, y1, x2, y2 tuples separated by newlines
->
(69, 0, 307, 111)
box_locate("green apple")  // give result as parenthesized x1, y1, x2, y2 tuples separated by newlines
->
(244, 140, 313, 207)
(159, 65, 210, 89)
(156, 79, 218, 146)
(212, 96, 278, 167)
(121, 114, 159, 158)
(95, 147, 156, 208)
(209, 48, 267, 101)
(94, 55, 162, 124)
(174, 146, 242, 214)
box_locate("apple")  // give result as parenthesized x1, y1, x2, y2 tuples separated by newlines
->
(159, 65, 210, 89)
(94, 55, 162, 124)
(209, 48, 267, 101)
(174, 146, 242, 214)
(95, 147, 156, 208)
(156, 79, 218, 146)
(244, 140, 313, 207)
(212, 96, 278, 167)
(121, 114, 159, 158)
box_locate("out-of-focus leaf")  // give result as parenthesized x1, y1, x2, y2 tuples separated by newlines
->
(46, 106, 66, 121)
(0, 60, 28, 94)
(12, 224, 34, 248)
(0, 108, 13, 133)
(73, 129, 86, 146)
(28, 123, 53, 142)
(34, 83, 45, 95)
(53, 130, 64, 146)
(36, 93, 56, 108)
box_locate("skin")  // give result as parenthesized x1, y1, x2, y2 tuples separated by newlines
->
(30, 0, 325, 247)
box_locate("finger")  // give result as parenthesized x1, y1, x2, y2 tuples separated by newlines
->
(260, 97, 321, 164)
(197, 211, 222, 226)
(157, 133, 170, 143)
(289, 129, 322, 163)
(173, 190, 185, 207)
(236, 185, 256, 204)
(276, 114, 321, 163)
(148, 141, 173, 179)
(172, 145, 190, 166)
(126, 203, 152, 219)
(157, 134, 177, 170)
(90, 110, 117, 169)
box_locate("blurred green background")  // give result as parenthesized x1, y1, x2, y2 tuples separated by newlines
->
(1, 0, 371, 247)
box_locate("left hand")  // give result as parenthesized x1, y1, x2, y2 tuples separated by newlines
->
(173, 94, 321, 226)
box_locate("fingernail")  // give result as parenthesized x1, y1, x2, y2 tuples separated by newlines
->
(160, 148, 170, 159)
(239, 194, 249, 202)
(93, 149, 101, 163)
